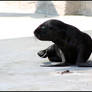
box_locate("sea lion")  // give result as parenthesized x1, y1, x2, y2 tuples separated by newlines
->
(34, 19, 92, 67)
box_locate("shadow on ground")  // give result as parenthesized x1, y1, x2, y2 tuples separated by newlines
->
(41, 60, 92, 71)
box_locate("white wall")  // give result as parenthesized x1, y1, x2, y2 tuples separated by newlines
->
(0, 1, 92, 40)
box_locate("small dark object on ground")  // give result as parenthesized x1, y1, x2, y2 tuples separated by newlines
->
(57, 70, 72, 74)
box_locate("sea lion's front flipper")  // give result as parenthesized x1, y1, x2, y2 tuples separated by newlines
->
(37, 50, 47, 58)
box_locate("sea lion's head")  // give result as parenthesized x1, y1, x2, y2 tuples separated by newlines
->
(34, 19, 66, 41)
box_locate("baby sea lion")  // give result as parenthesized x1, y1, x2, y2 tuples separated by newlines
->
(34, 19, 92, 67)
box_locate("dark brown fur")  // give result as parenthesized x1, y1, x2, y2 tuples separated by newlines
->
(34, 19, 92, 67)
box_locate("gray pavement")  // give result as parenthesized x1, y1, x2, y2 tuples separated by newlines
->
(0, 36, 92, 91)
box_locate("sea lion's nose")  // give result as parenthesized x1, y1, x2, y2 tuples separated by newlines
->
(34, 29, 42, 35)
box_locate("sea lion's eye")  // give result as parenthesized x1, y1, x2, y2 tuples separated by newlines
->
(41, 26, 45, 29)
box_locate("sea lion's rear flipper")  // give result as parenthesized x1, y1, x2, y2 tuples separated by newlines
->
(77, 61, 92, 67)
(41, 62, 69, 67)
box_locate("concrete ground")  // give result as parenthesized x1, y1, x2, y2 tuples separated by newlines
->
(0, 15, 92, 91)
(0, 36, 92, 91)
